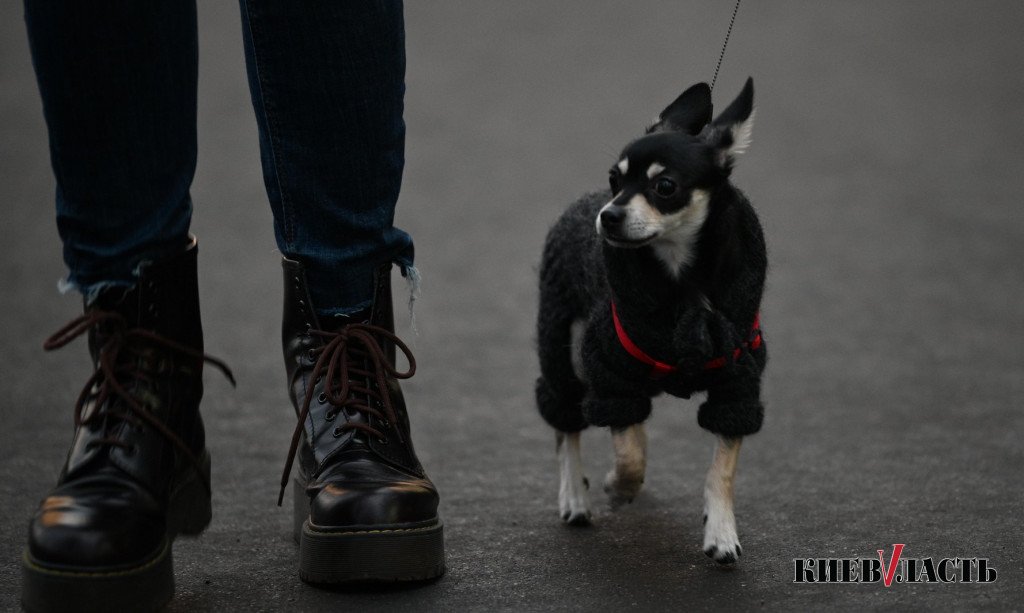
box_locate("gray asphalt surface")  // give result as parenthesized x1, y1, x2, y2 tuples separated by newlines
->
(3, 1, 1023, 611)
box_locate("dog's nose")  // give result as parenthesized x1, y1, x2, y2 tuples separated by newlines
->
(600, 207, 624, 229)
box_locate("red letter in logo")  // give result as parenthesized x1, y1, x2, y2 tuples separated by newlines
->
(877, 544, 905, 587)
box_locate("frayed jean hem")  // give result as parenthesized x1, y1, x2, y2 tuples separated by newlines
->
(58, 277, 135, 306)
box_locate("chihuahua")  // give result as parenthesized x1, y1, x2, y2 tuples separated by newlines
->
(535, 79, 766, 565)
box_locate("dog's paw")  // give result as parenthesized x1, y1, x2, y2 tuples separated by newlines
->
(702, 510, 742, 565)
(561, 508, 592, 526)
(559, 476, 592, 527)
(603, 468, 643, 509)
(704, 542, 743, 565)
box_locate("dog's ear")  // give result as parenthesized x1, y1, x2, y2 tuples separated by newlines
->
(647, 82, 712, 135)
(702, 77, 754, 167)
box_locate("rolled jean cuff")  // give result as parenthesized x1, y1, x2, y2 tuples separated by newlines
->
(59, 235, 194, 305)
(59, 278, 135, 306)
(295, 237, 415, 317)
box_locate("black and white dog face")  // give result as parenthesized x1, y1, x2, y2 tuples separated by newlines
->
(596, 79, 755, 274)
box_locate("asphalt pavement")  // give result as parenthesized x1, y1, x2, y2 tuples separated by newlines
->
(2, 1, 1023, 610)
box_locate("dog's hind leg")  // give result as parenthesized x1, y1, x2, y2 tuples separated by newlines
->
(536, 313, 588, 433)
(536, 289, 591, 525)
(604, 424, 647, 508)
(702, 435, 743, 565)
(557, 431, 591, 525)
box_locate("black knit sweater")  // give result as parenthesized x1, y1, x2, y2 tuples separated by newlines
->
(535, 185, 767, 436)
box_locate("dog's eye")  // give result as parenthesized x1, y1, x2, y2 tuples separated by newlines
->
(608, 170, 620, 194)
(653, 178, 677, 198)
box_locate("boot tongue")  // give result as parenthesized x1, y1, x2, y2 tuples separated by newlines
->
(319, 307, 372, 330)
(85, 286, 142, 360)
(88, 284, 136, 313)
(325, 307, 375, 447)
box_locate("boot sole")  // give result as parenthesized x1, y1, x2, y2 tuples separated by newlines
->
(293, 479, 445, 584)
(21, 452, 212, 613)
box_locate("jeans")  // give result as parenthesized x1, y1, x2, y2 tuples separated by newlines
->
(24, 0, 414, 315)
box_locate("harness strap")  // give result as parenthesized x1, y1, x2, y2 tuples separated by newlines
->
(610, 301, 761, 379)
(611, 302, 677, 378)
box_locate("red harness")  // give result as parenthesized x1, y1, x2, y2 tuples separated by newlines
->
(610, 301, 762, 379)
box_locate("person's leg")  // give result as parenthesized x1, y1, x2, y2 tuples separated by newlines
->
(239, 0, 444, 584)
(20, 3, 228, 611)
(25, 0, 198, 299)
(239, 0, 414, 317)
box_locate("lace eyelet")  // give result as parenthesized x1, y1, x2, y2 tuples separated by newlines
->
(376, 436, 388, 445)
(380, 419, 390, 429)
(317, 392, 327, 404)
(324, 410, 336, 422)
(333, 426, 343, 438)
(307, 348, 316, 361)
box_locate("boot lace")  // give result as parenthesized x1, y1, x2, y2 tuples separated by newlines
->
(278, 322, 415, 505)
(44, 311, 236, 493)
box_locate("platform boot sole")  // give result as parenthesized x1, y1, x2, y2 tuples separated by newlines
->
(292, 479, 445, 584)
(20, 453, 212, 613)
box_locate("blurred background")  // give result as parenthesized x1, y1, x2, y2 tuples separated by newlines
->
(2, 1, 1022, 609)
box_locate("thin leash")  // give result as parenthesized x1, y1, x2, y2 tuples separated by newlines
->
(710, 0, 742, 92)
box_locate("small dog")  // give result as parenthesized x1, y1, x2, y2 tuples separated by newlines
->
(535, 78, 767, 565)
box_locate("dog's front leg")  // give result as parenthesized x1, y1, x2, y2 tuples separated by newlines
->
(604, 424, 647, 507)
(557, 431, 591, 526)
(703, 435, 743, 565)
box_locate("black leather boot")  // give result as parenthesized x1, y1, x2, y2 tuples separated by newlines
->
(279, 258, 444, 584)
(21, 239, 233, 613)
